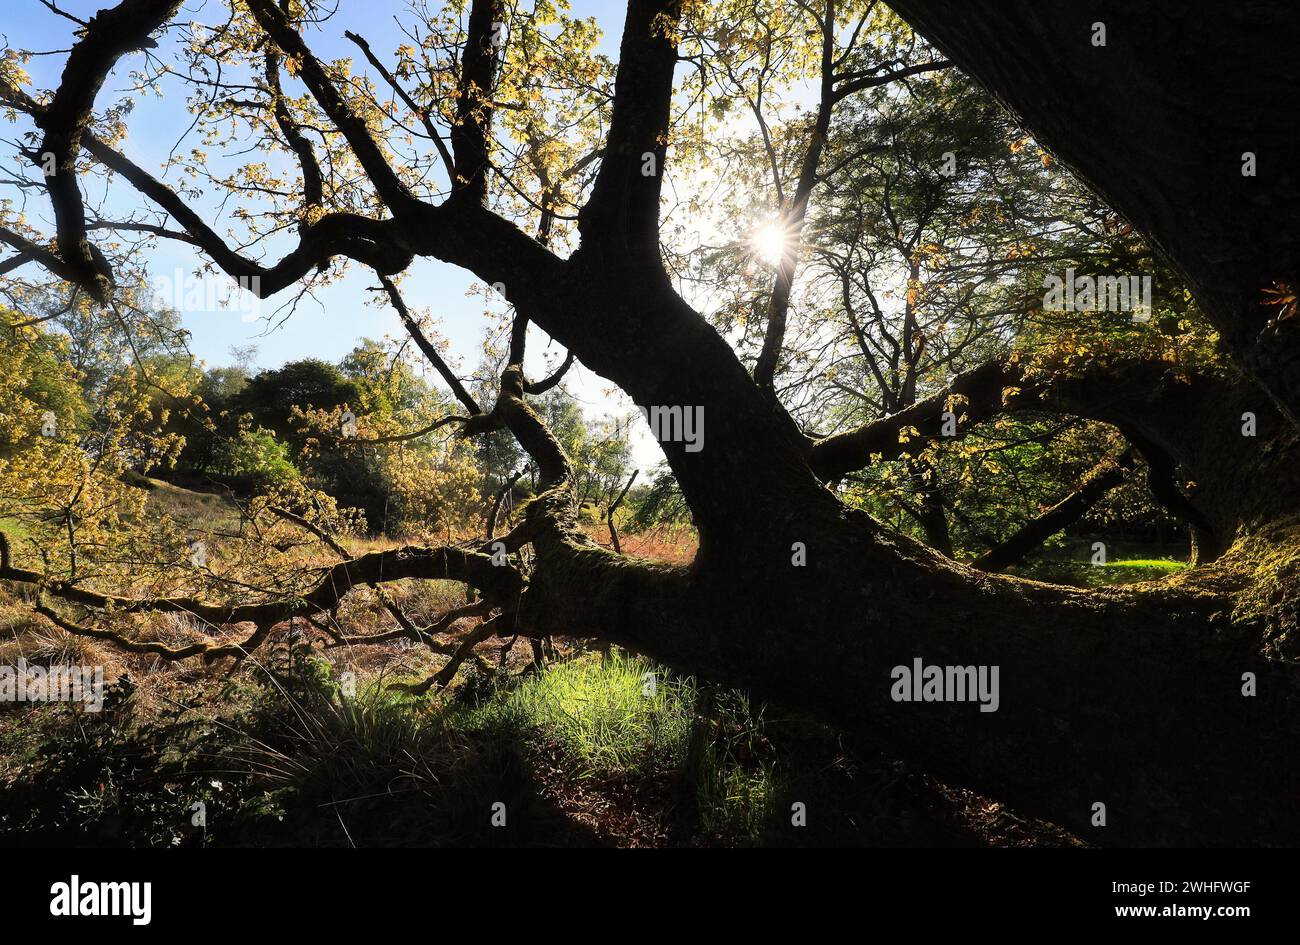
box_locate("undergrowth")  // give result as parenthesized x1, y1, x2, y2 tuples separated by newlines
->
(0, 642, 1077, 847)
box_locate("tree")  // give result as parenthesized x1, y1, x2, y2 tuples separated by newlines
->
(798, 67, 1207, 561)
(1, 0, 1298, 845)
(0, 307, 179, 584)
(233, 360, 361, 446)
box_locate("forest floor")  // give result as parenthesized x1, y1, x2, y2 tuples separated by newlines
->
(0, 637, 1085, 848)
(0, 481, 1181, 848)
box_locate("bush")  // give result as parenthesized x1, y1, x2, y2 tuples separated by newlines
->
(219, 427, 300, 490)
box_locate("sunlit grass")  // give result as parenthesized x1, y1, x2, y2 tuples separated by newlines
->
(1105, 558, 1187, 571)
(1014, 541, 1191, 588)
(468, 652, 779, 837)
(480, 651, 696, 780)
(0, 515, 33, 566)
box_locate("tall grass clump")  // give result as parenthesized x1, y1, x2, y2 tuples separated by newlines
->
(481, 651, 697, 780)
(680, 686, 779, 839)
(479, 653, 782, 841)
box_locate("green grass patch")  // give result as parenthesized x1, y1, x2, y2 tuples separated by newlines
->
(1104, 558, 1187, 571)
(1013, 540, 1190, 588)
(0, 515, 34, 566)
(481, 651, 696, 780)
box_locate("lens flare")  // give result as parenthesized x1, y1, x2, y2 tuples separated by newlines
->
(752, 223, 789, 267)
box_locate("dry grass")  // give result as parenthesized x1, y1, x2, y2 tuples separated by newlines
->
(584, 523, 698, 565)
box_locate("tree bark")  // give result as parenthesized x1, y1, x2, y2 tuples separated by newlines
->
(517, 457, 1300, 846)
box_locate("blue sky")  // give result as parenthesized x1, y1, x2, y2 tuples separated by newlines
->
(2, 0, 663, 465)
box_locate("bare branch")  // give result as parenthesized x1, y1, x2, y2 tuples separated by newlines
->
(244, 0, 416, 214)
(525, 350, 575, 395)
(607, 469, 639, 554)
(344, 29, 456, 173)
(487, 468, 527, 542)
(376, 273, 483, 415)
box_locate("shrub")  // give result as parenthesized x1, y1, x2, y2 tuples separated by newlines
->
(219, 427, 300, 490)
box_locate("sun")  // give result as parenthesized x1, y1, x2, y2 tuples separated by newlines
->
(752, 222, 790, 267)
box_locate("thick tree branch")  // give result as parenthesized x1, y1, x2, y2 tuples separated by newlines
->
(1, 540, 521, 631)
(451, 0, 507, 202)
(264, 47, 324, 211)
(1121, 427, 1221, 564)
(577, 0, 681, 261)
(808, 358, 1023, 481)
(83, 132, 412, 292)
(0, 226, 91, 287)
(244, 0, 417, 215)
(29, 0, 183, 303)
(268, 505, 498, 682)
(831, 58, 950, 102)
(971, 446, 1136, 572)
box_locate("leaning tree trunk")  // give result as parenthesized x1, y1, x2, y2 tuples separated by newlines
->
(519, 403, 1300, 846)
(498, 254, 1300, 846)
